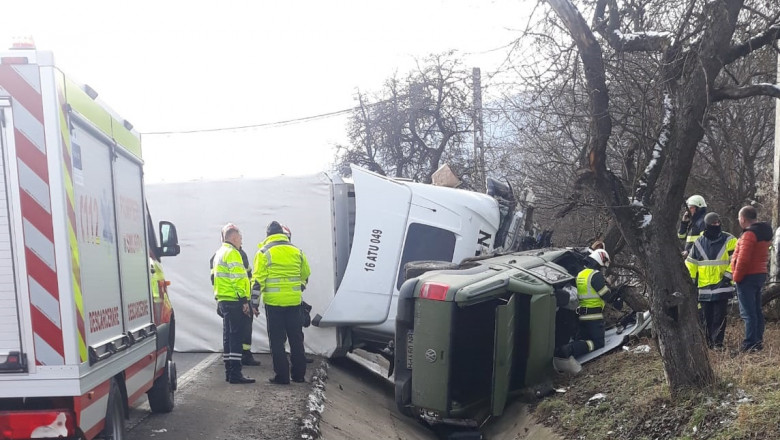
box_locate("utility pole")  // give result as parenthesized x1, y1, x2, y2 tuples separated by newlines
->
(772, 52, 780, 281)
(472, 68, 485, 192)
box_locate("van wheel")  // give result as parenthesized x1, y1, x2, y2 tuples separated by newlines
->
(404, 261, 459, 280)
(102, 381, 125, 440)
(148, 360, 176, 413)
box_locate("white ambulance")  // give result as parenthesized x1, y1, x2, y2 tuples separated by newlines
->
(0, 44, 180, 439)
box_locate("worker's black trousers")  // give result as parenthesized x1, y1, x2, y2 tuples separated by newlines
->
(219, 301, 245, 380)
(265, 304, 306, 382)
(241, 312, 253, 351)
(558, 319, 605, 358)
(700, 299, 728, 348)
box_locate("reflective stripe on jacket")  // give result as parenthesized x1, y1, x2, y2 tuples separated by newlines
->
(213, 242, 250, 302)
(576, 268, 608, 320)
(685, 232, 736, 301)
(251, 234, 311, 307)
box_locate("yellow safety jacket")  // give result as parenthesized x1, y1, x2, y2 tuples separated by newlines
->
(213, 242, 250, 302)
(685, 232, 737, 301)
(576, 268, 609, 321)
(252, 234, 311, 307)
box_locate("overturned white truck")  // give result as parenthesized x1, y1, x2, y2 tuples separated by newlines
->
(146, 165, 530, 358)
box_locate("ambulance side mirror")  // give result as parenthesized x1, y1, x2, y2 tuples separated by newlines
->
(158, 221, 180, 257)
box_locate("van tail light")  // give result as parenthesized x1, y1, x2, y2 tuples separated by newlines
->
(420, 282, 449, 301)
(0, 410, 76, 439)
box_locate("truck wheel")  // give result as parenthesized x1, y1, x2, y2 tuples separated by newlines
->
(148, 360, 176, 413)
(102, 381, 125, 440)
(404, 261, 459, 281)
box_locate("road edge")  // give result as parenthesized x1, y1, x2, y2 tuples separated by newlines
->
(300, 360, 329, 440)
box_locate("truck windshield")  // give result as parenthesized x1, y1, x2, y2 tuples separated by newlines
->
(395, 223, 456, 289)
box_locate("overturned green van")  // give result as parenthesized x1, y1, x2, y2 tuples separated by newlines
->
(394, 248, 589, 426)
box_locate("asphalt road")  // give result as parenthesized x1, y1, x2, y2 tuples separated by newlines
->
(125, 352, 312, 440)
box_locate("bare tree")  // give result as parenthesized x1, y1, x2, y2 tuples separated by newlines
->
(335, 52, 476, 183)
(534, 0, 780, 393)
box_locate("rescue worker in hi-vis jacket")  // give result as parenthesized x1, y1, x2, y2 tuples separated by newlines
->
(679, 195, 708, 257)
(554, 249, 621, 372)
(252, 221, 311, 385)
(210, 224, 260, 367)
(212, 224, 255, 384)
(685, 212, 737, 350)
(685, 212, 736, 349)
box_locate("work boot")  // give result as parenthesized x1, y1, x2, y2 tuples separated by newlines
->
(229, 375, 256, 384)
(553, 356, 582, 375)
(242, 350, 261, 366)
(224, 360, 231, 382)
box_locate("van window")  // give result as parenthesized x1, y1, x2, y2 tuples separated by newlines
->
(396, 223, 456, 288)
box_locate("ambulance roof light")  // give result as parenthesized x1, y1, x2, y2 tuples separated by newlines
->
(10, 36, 36, 50)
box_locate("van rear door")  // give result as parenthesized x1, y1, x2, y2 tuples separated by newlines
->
(0, 101, 25, 371)
(491, 293, 516, 416)
(316, 166, 411, 326)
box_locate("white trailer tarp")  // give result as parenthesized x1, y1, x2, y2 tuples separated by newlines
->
(146, 173, 339, 356)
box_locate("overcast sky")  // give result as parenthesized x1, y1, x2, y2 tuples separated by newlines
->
(1, 0, 531, 182)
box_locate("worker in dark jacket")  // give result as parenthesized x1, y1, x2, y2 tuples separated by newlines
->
(732, 206, 772, 352)
(678, 195, 707, 257)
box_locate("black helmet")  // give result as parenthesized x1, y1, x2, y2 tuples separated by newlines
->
(266, 221, 284, 236)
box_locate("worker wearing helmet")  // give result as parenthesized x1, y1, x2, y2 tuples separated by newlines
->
(554, 248, 621, 372)
(252, 221, 311, 384)
(679, 195, 708, 257)
(212, 223, 255, 384)
(279, 224, 315, 364)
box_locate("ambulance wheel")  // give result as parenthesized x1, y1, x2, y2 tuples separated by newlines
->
(404, 261, 459, 280)
(103, 380, 126, 440)
(148, 360, 176, 413)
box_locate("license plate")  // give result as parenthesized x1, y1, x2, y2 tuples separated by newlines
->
(405, 331, 414, 369)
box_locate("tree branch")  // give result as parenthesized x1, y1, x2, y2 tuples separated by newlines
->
(723, 23, 780, 65)
(603, 30, 673, 52)
(546, 0, 611, 177)
(712, 84, 780, 102)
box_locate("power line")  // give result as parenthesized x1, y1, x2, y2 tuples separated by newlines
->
(141, 107, 354, 136)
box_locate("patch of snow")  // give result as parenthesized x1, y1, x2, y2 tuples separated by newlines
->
(629, 344, 651, 353)
(613, 29, 672, 44)
(151, 429, 167, 433)
(641, 93, 673, 180)
(639, 214, 652, 228)
(588, 393, 606, 403)
(300, 361, 329, 440)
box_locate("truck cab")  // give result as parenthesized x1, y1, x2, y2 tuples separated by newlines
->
(313, 167, 515, 358)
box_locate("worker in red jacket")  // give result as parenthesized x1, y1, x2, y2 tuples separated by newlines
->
(731, 206, 772, 352)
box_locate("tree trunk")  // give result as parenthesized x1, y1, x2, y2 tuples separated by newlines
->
(642, 227, 714, 392)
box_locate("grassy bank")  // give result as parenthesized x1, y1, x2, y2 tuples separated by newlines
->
(532, 320, 780, 439)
